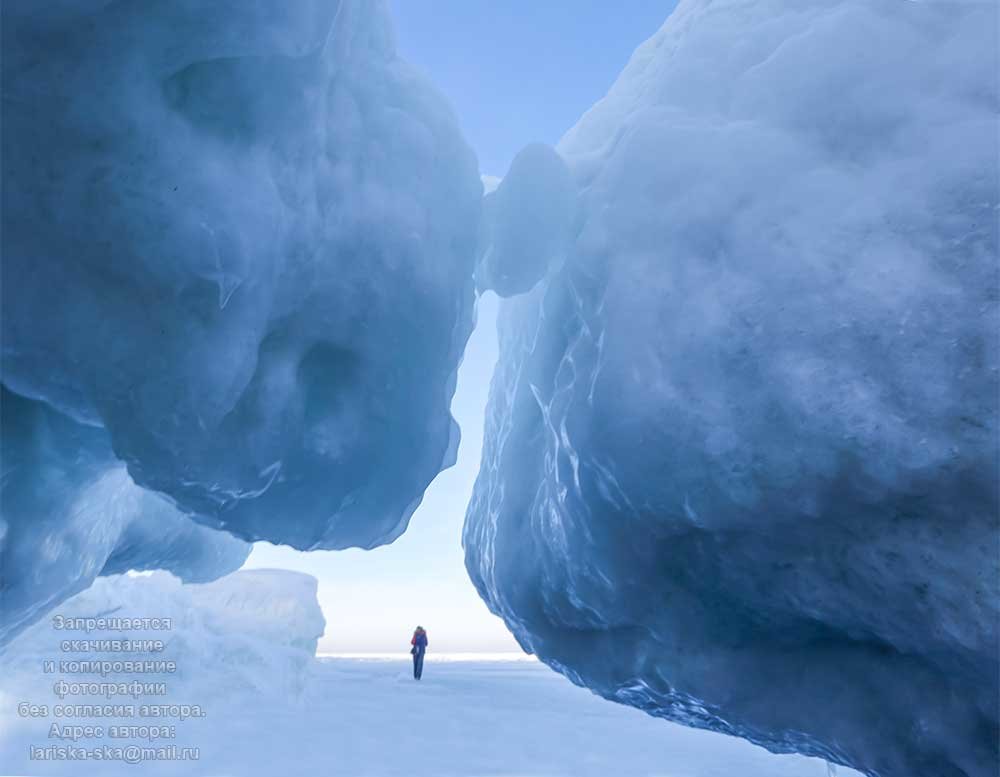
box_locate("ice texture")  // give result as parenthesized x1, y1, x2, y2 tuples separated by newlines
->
(477, 144, 576, 297)
(464, 2, 999, 776)
(0, 387, 250, 647)
(1, 0, 480, 550)
(0, 569, 325, 698)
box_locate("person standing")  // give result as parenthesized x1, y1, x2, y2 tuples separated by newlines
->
(410, 625, 428, 680)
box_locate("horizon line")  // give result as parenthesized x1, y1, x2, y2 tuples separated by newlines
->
(317, 651, 537, 662)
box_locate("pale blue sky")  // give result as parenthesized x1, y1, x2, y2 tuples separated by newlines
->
(389, 1, 678, 176)
(245, 3, 678, 653)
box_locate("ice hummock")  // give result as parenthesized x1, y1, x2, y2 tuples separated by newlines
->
(2, 0, 480, 551)
(464, 1, 999, 776)
(0, 569, 325, 698)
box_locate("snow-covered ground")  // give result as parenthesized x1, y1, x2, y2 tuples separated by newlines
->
(210, 656, 861, 776)
(0, 571, 858, 776)
(2, 656, 855, 777)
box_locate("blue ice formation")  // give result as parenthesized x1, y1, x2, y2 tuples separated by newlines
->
(477, 144, 576, 297)
(464, 2, 999, 776)
(0, 387, 250, 646)
(2, 0, 480, 551)
(2, 0, 998, 773)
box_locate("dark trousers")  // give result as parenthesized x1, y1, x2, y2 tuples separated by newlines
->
(412, 650, 425, 680)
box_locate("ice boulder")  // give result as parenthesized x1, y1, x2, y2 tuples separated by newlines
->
(464, 2, 999, 776)
(477, 144, 576, 297)
(0, 387, 250, 647)
(1, 0, 481, 550)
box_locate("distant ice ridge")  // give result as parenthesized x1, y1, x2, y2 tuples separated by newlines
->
(1, 0, 479, 551)
(464, 2, 999, 776)
(1, 569, 325, 699)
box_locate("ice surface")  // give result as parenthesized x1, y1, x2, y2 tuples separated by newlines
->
(1, 0, 480, 550)
(0, 388, 250, 646)
(477, 143, 576, 297)
(465, 2, 999, 776)
(0, 571, 857, 776)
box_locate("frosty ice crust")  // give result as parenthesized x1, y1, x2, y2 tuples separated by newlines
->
(1, 0, 480, 550)
(0, 388, 250, 647)
(477, 143, 576, 297)
(464, 1, 999, 776)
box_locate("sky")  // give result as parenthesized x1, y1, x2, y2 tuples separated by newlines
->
(244, 1, 679, 654)
(388, 1, 678, 176)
